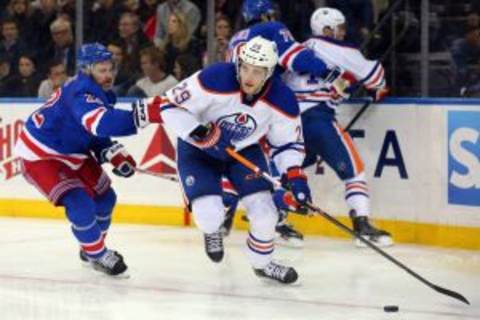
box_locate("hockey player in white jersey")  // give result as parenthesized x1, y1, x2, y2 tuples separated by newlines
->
(283, 7, 393, 247)
(142, 36, 310, 283)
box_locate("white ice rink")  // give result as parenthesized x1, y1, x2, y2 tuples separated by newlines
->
(0, 217, 478, 320)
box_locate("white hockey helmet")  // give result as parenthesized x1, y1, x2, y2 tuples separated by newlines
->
(237, 36, 278, 80)
(310, 7, 346, 37)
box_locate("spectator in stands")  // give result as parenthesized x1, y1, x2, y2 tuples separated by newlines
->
(192, 0, 242, 38)
(116, 12, 152, 75)
(126, 46, 178, 97)
(139, 0, 160, 23)
(37, 60, 68, 99)
(2, 54, 41, 97)
(202, 15, 232, 65)
(154, 0, 201, 45)
(0, 18, 28, 75)
(215, 15, 232, 40)
(173, 53, 201, 81)
(160, 11, 203, 74)
(29, 0, 58, 51)
(3, 0, 33, 37)
(40, 18, 76, 76)
(107, 40, 137, 96)
(451, 25, 480, 94)
(0, 55, 13, 96)
(122, 0, 140, 14)
(85, 0, 123, 44)
(57, 0, 75, 21)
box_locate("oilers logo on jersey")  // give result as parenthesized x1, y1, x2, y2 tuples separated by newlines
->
(217, 113, 257, 142)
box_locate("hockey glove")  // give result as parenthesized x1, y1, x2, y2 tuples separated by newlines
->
(101, 142, 137, 177)
(325, 67, 356, 99)
(190, 123, 233, 161)
(273, 189, 308, 215)
(132, 96, 163, 128)
(285, 167, 311, 207)
(368, 85, 389, 102)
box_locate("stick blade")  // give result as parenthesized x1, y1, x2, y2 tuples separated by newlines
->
(433, 284, 470, 305)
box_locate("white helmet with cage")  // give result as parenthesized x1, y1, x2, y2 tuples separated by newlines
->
(310, 7, 346, 37)
(237, 36, 278, 81)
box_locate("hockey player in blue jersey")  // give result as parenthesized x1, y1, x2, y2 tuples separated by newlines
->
(153, 36, 310, 284)
(284, 7, 392, 247)
(15, 43, 163, 276)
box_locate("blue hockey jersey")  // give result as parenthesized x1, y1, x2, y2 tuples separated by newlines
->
(15, 72, 137, 169)
(227, 21, 328, 78)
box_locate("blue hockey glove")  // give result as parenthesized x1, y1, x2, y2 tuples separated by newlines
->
(285, 167, 311, 207)
(273, 189, 309, 215)
(190, 123, 233, 161)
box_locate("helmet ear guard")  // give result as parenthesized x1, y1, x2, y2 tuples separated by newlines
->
(236, 36, 279, 81)
(310, 7, 346, 37)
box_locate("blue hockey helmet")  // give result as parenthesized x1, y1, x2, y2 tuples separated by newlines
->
(242, 0, 275, 23)
(77, 43, 112, 70)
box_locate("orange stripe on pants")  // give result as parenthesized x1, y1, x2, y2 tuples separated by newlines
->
(334, 122, 365, 175)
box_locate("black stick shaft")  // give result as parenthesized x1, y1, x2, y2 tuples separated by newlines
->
(225, 148, 470, 305)
(306, 203, 470, 305)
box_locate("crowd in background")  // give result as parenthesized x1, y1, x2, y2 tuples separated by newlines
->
(0, 0, 479, 98)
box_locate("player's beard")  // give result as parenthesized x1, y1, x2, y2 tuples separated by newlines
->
(100, 77, 114, 91)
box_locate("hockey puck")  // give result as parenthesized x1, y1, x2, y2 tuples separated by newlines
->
(383, 305, 399, 312)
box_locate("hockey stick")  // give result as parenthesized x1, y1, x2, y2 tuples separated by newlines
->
(225, 147, 470, 305)
(135, 168, 179, 182)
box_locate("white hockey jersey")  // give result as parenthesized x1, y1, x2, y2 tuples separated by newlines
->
(283, 35, 385, 113)
(160, 62, 304, 174)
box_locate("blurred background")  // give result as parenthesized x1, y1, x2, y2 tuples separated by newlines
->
(0, 0, 479, 98)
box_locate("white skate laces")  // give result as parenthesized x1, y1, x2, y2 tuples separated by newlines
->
(97, 250, 120, 269)
(204, 232, 224, 263)
(254, 261, 298, 284)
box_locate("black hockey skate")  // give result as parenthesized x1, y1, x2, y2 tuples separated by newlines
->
(204, 232, 224, 262)
(254, 261, 298, 284)
(91, 250, 128, 276)
(350, 210, 393, 247)
(79, 250, 89, 264)
(275, 220, 304, 248)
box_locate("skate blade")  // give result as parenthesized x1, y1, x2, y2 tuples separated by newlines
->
(95, 270, 131, 279)
(80, 260, 91, 268)
(275, 236, 304, 248)
(355, 235, 394, 248)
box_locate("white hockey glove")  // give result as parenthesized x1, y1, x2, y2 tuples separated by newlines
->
(325, 67, 356, 99)
(132, 96, 163, 128)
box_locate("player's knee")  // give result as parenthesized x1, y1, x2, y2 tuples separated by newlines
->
(95, 188, 117, 215)
(61, 188, 96, 228)
(243, 191, 278, 235)
(335, 161, 355, 180)
(191, 195, 224, 234)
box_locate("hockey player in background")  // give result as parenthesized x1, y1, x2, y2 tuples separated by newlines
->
(283, 7, 392, 247)
(14, 43, 162, 276)
(221, 0, 354, 247)
(150, 36, 309, 284)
